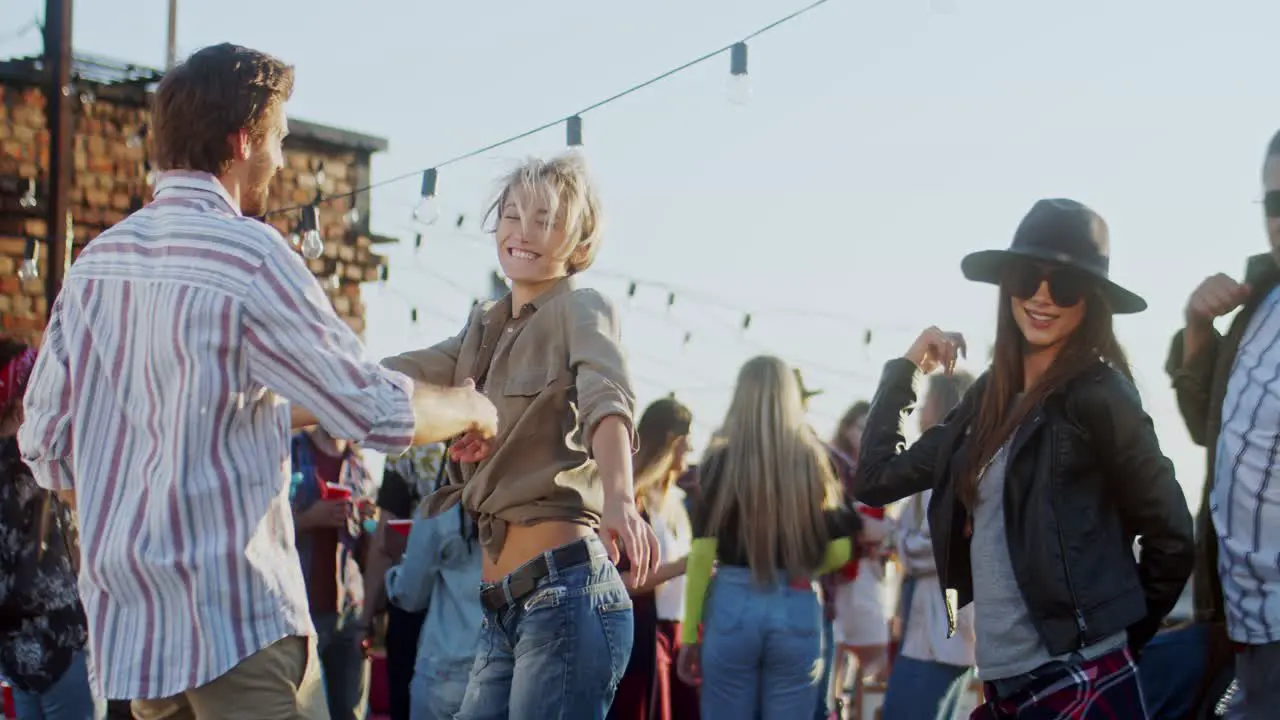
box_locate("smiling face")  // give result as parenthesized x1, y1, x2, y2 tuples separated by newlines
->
(1005, 260, 1089, 350)
(495, 186, 578, 286)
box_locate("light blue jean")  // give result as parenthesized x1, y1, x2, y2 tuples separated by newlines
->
(700, 566, 823, 720)
(9, 651, 106, 720)
(411, 659, 472, 720)
(456, 536, 634, 719)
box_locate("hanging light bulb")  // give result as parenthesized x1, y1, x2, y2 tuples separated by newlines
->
(566, 115, 584, 154)
(727, 42, 751, 105)
(145, 160, 157, 187)
(328, 273, 341, 290)
(127, 123, 148, 149)
(313, 161, 327, 188)
(288, 231, 301, 249)
(742, 313, 753, 332)
(300, 205, 324, 260)
(17, 238, 39, 282)
(413, 233, 423, 251)
(18, 178, 36, 209)
(79, 87, 96, 105)
(345, 206, 360, 227)
(413, 169, 440, 225)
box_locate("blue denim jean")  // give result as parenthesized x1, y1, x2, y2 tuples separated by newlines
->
(1136, 623, 1209, 719)
(700, 566, 823, 720)
(411, 659, 473, 720)
(313, 607, 370, 720)
(813, 616, 834, 720)
(9, 650, 106, 720)
(456, 536, 634, 719)
(882, 655, 970, 720)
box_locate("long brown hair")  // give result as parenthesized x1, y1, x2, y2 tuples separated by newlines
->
(956, 278, 1131, 509)
(632, 397, 693, 504)
(703, 356, 839, 586)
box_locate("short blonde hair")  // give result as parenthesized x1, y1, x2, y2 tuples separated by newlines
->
(484, 153, 603, 274)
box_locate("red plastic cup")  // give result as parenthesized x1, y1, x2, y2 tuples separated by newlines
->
(2, 683, 14, 719)
(387, 519, 413, 538)
(323, 483, 352, 501)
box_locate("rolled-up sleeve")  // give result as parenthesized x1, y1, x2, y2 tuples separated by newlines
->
(19, 296, 75, 492)
(564, 289, 636, 452)
(381, 312, 469, 386)
(243, 233, 415, 454)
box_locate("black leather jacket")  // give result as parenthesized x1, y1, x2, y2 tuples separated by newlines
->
(853, 358, 1194, 656)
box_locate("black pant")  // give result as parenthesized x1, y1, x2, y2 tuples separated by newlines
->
(385, 604, 428, 720)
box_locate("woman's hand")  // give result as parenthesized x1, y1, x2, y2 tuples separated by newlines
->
(676, 643, 702, 686)
(905, 326, 967, 375)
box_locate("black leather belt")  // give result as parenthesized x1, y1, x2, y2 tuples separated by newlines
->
(480, 539, 595, 613)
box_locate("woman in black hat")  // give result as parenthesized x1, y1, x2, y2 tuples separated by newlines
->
(852, 199, 1195, 718)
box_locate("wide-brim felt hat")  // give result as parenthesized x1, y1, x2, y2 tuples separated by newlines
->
(960, 198, 1147, 314)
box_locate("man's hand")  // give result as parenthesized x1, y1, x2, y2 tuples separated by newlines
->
(295, 499, 351, 531)
(601, 497, 660, 587)
(1186, 273, 1249, 327)
(381, 522, 408, 562)
(408, 379, 499, 446)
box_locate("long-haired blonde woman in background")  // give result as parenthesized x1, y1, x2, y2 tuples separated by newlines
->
(610, 397, 700, 720)
(676, 356, 864, 719)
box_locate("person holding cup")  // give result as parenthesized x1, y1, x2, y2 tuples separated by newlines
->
(291, 426, 378, 720)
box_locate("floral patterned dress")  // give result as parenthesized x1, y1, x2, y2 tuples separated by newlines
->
(0, 437, 88, 693)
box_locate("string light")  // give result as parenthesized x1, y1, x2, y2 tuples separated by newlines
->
(313, 161, 327, 188)
(667, 292, 676, 310)
(17, 237, 39, 282)
(261, 0, 835, 219)
(410, 307, 418, 323)
(566, 115, 584, 151)
(299, 205, 324, 260)
(413, 169, 440, 225)
(127, 123, 147, 149)
(345, 202, 361, 227)
(727, 42, 751, 105)
(18, 178, 36, 209)
(328, 273, 341, 290)
(742, 313, 753, 332)
(414, 233, 423, 251)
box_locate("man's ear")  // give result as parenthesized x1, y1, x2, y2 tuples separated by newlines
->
(228, 129, 251, 161)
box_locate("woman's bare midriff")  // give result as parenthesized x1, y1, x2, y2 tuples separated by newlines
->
(482, 520, 596, 582)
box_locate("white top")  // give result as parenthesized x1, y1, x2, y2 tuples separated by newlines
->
(648, 487, 692, 621)
(1214, 285, 1280, 644)
(833, 513, 896, 647)
(895, 490, 976, 667)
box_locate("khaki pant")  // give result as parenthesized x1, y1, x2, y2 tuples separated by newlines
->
(131, 636, 329, 720)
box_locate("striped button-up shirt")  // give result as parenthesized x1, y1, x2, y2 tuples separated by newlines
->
(1214, 284, 1280, 645)
(17, 171, 416, 700)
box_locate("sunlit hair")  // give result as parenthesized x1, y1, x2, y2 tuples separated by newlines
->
(701, 355, 840, 586)
(831, 401, 870, 460)
(956, 276, 1130, 509)
(925, 371, 974, 420)
(483, 153, 603, 274)
(633, 397, 693, 503)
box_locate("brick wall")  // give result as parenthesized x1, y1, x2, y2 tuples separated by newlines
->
(0, 76, 389, 345)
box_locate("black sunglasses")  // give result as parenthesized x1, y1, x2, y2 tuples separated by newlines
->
(1005, 262, 1092, 308)
(1264, 191, 1280, 219)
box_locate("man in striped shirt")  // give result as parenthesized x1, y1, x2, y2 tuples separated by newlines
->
(1170, 130, 1280, 717)
(18, 43, 497, 720)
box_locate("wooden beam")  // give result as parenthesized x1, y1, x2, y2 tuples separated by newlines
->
(43, 0, 73, 311)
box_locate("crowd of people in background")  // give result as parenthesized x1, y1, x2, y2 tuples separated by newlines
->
(1, 39, 1279, 720)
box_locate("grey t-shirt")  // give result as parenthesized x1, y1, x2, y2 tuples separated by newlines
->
(970, 440, 1126, 680)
